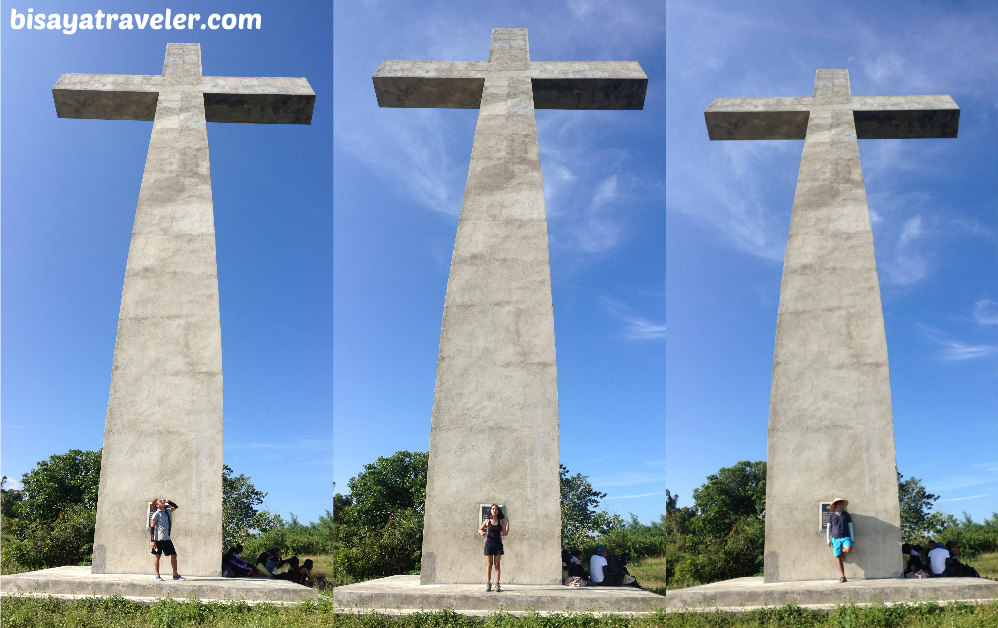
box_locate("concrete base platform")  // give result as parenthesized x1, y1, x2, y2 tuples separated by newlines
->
(0, 566, 319, 605)
(333, 575, 667, 615)
(665, 576, 998, 611)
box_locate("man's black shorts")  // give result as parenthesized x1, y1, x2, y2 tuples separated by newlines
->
(152, 540, 177, 556)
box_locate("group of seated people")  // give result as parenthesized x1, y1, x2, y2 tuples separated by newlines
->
(903, 540, 980, 578)
(221, 544, 326, 588)
(561, 545, 638, 587)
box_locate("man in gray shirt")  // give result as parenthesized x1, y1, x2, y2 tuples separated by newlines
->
(150, 498, 182, 580)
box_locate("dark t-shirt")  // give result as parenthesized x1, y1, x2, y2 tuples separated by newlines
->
(828, 510, 852, 538)
(485, 521, 503, 545)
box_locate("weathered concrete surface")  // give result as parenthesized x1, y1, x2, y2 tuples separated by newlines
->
(705, 94, 958, 140)
(666, 576, 998, 611)
(705, 70, 959, 583)
(54, 43, 314, 577)
(333, 575, 666, 615)
(374, 56, 646, 109)
(54, 74, 313, 123)
(0, 566, 317, 604)
(373, 29, 645, 585)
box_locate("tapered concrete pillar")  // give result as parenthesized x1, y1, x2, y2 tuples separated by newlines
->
(54, 43, 313, 576)
(706, 70, 958, 582)
(374, 29, 646, 584)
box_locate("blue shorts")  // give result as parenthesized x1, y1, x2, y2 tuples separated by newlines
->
(831, 537, 852, 557)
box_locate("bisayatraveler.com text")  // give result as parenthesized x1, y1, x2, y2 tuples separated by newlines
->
(9, 8, 262, 35)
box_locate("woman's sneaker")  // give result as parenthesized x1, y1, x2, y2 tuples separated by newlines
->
(485, 582, 492, 592)
(495, 583, 501, 592)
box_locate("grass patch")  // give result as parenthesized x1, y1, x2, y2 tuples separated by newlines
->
(4, 594, 998, 627)
(966, 552, 998, 580)
(631, 556, 666, 595)
(332, 602, 998, 627)
(0, 595, 336, 628)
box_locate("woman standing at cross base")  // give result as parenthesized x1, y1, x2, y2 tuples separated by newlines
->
(478, 504, 509, 592)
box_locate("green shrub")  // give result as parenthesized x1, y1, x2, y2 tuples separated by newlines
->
(335, 507, 423, 581)
(5, 505, 96, 570)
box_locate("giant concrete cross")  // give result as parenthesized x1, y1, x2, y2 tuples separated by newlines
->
(706, 70, 958, 582)
(54, 43, 313, 576)
(374, 28, 646, 584)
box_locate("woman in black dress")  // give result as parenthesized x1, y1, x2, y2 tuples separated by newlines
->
(477, 503, 510, 591)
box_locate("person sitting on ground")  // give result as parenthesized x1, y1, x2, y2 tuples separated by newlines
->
(589, 545, 609, 585)
(902, 543, 926, 576)
(295, 559, 331, 588)
(222, 544, 255, 577)
(943, 542, 980, 578)
(613, 552, 638, 586)
(928, 541, 950, 576)
(602, 552, 638, 586)
(566, 549, 588, 580)
(923, 540, 935, 567)
(296, 558, 318, 587)
(255, 548, 276, 577)
(266, 548, 301, 580)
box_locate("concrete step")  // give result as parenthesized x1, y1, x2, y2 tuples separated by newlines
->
(0, 566, 318, 605)
(665, 576, 998, 611)
(333, 575, 667, 614)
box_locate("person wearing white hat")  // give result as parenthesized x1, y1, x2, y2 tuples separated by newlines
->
(826, 498, 854, 582)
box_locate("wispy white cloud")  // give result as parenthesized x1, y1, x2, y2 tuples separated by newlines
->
(973, 300, 998, 326)
(928, 460, 998, 494)
(915, 323, 998, 362)
(937, 491, 998, 504)
(227, 439, 333, 467)
(2, 477, 23, 491)
(538, 113, 654, 262)
(336, 109, 470, 216)
(564, 175, 625, 254)
(605, 491, 667, 500)
(882, 214, 930, 286)
(601, 297, 666, 341)
(667, 139, 792, 262)
(594, 471, 666, 489)
(851, 6, 998, 99)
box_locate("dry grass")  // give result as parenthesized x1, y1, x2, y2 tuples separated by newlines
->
(630, 555, 666, 595)
(966, 551, 998, 580)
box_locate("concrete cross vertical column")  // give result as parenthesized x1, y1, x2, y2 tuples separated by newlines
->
(374, 28, 646, 584)
(53, 43, 313, 576)
(705, 70, 958, 582)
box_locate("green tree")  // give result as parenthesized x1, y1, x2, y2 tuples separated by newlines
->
(335, 451, 428, 582)
(222, 464, 276, 548)
(341, 451, 427, 532)
(690, 460, 766, 540)
(897, 470, 940, 543)
(560, 464, 616, 549)
(668, 461, 767, 586)
(665, 489, 694, 537)
(13, 450, 101, 525)
(4, 450, 102, 570)
(1, 476, 24, 520)
(333, 493, 352, 525)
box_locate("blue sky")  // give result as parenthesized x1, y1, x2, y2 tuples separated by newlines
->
(332, 1, 667, 524)
(2, 0, 993, 539)
(1, 0, 333, 524)
(667, 0, 998, 523)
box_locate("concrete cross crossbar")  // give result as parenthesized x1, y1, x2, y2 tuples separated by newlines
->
(705, 69, 959, 583)
(705, 77, 958, 140)
(54, 43, 313, 577)
(373, 28, 645, 585)
(373, 61, 646, 110)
